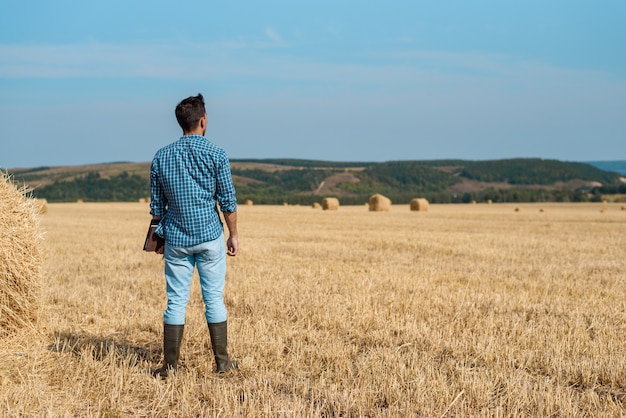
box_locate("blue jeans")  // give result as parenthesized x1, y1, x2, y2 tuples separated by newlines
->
(163, 233, 228, 325)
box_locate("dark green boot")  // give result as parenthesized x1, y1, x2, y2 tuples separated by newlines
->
(208, 321, 238, 373)
(153, 324, 184, 378)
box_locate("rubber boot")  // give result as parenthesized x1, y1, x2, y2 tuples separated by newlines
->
(208, 321, 238, 373)
(153, 324, 184, 378)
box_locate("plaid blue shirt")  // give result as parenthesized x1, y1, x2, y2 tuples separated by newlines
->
(149, 135, 237, 247)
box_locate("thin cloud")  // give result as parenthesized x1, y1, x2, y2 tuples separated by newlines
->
(265, 27, 284, 44)
(1, 42, 624, 110)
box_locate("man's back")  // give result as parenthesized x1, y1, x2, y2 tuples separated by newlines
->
(150, 135, 237, 247)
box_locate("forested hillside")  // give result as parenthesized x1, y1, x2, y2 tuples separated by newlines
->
(7, 158, 625, 204)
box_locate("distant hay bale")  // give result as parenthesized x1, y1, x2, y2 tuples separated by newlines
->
(622, 205, 626, 211)
(471, 200, 477, 205)
(322, 197, 339, 211)
(515, 207, 520, 212)
(138, 198, 147, 203)
(283, 202, 289, 206)
(487, 199, 493, 205)
(410, 198, 429, 212)
(0, 172, 42, 336)
(539, 208, 545, 212)
(35, 198, 48, 214)
(76, 199, 84, 204)
(369, 194, 391, 212)
(245, 199, 254, 206)
(312, 202, 321, 209)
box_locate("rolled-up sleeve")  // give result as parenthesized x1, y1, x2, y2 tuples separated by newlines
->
(215, 153, 237, 213)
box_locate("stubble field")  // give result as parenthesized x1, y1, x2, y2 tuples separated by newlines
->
(1, 201, 625, 417)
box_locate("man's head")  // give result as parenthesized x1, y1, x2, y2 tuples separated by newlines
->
(175, 93, 207, 134)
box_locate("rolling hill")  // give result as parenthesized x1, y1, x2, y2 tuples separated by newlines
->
(6, 158, 625, 204)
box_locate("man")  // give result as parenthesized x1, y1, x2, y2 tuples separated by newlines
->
(149, 93, 239, 377)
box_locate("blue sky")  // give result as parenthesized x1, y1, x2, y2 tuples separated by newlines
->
(1, 1, 625, 168)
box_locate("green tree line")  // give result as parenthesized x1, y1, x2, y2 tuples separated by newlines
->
(24, 159, 623, 204)
(33, 172, 149, 202)
(459, 158, 618, 184)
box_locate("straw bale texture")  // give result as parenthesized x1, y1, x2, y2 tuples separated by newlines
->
(0, 172, 42, 337)
(322, 197, 339, 211)
(410, 198, 429, 212)
(35, 198, 48, 214)
(368, 194, 391, 212)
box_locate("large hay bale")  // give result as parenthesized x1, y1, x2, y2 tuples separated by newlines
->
(410, 198, 429, 212)
(321, 197, 339, 211)
(369, 194, 391, 212)
(0, 172, 42, 336)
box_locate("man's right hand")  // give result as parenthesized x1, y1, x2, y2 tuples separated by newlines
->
(226, 234, 238, 256)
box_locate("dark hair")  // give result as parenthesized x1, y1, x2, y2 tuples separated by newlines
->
(175, 93, 206, 132)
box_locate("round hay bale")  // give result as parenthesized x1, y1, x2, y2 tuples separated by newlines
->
(410, 198, 429, 212)
(321, 197, 339, 211)
(312, 202, 321, 209)
(0, 172, 42, 336)
(487, 199, 493, 205)
(369, 194, 391, 212)
(245, 199, 254, 206)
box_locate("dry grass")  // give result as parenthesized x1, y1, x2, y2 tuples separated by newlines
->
(1, 202, 625, 417)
